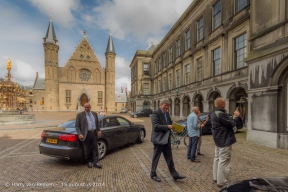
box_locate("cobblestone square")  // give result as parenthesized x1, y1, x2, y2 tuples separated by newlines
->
(1, 112, 288, 192)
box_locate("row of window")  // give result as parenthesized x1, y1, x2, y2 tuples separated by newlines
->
(151, 0, 248, 74)
(65, 90, 103, 103)
(141, 33, 246, 95)
(144, 33, 246, 78)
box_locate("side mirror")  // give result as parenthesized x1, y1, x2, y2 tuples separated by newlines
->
(130, 122, 134, 126)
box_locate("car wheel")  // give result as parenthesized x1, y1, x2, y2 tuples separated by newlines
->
(233, 126, 238, 133)
(134, 114, 137, 118)
(184, 135, 189, 147)
(98, 140, 107, 160)
(137, 129, 145, 143)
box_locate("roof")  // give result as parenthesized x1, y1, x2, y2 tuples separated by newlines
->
(105, 32, 115, 54)
(146, 43, 157, 52)
(33, 78, 45, 90)
(19, 84, 32, 90)
(115, 93, 127, 102)
(44, 18, 57, 43)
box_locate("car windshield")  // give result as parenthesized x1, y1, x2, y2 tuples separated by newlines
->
(136, 109, 143, 113)
(121, 108, 126, 110)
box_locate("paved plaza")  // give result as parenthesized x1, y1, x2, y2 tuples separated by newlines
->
(0, 112, 288, 192)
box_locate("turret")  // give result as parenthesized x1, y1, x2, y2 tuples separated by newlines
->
(105, 31, 116, 112)
(43, 16, 59, 110)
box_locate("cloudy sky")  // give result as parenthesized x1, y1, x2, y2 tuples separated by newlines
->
(0, 0, 193, 92)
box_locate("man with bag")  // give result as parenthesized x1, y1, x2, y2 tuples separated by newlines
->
(150, 98, 186, 182)
(211, 97, 240, 188)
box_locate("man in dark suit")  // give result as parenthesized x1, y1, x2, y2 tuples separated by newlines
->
(150, 98, 186, 182)
(75, 103, 102, 169)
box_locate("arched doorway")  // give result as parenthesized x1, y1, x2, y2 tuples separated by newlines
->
(228, 87, 248, 123)
(157, 100, 160, 108)
(174, 98, 180, 116)
(80, 93, 89, 107)
(168, 99, 172, 114)
(182, 96, 190, 116)
(143, 101, 149, 109)
(153, 101, 157, 110)
(194, 94, 203, 112)
(208, 91, 221, 111)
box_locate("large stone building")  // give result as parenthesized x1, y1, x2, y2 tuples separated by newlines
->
(32, 17, 116, 112)
(130, 0, 288, 149)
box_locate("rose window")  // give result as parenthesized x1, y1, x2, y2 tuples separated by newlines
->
(78, 69, 91, 81)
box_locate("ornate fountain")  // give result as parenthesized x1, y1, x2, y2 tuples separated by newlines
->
(0, 58, 35, 125)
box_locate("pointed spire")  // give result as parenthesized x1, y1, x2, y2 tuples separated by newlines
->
(44, 14, 57, 44)
(105, 30, 115, 54)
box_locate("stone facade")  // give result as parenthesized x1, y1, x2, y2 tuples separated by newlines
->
(246, 0, 288, 149)
(130, 0, 288, 149)
(130, 0, 249, 121)
(32, 19, 116, 112)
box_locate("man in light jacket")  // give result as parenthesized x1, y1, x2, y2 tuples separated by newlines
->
(187, 106, 207, 162)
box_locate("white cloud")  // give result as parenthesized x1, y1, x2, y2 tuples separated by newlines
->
(28, 0, 81, 28)
(115, 56, 131, 92)
(115, 76, 131, 93)
(83, 0, 193, 40)
(0, 57, 36, 86)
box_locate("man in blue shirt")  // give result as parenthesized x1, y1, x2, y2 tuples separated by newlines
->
(187, 106, 207, 162)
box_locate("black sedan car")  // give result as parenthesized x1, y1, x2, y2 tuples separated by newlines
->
(39, 115, 146, 160)
(130, 109, 153, 118)
(219, 177, 288, 192)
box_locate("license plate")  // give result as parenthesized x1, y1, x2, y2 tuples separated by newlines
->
(46, 138, 58, 144)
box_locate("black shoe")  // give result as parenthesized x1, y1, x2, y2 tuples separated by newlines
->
(197, 152, 204, 155)
(93, 163, 102, 169)
(173, 174, 186, 181)
(187, 157, 191, 159)
(191, 159, 201, 163)
(151, 176, 161, 182)
(87, 162, 92, 168)
(217, 184, 224, 188)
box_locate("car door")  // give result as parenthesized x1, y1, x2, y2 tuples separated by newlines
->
(116, 117, 137, 143)
(101, 117, 125, 148)
(137, 110, 144, 117)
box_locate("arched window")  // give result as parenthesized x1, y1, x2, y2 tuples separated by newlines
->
(68, 67, 76, 82)
(94, 69, 101, 83)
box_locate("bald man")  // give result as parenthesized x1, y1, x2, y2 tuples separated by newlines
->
(210, 97, 240, 188)
(75, 103, 102, 169)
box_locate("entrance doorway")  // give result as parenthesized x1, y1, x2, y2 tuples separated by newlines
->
(208, 91, 221, 111)
(182, 96, 190, 116)
(80, 93, 89, 107)
(229, 88, 247, 124)
(194, 94, 203, 112)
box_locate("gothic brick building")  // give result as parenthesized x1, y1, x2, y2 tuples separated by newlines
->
(32, 17, 116, 111)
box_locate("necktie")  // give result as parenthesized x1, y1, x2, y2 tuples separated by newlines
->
(88, 113, 93, 129)
(164, 112, 168, 122)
